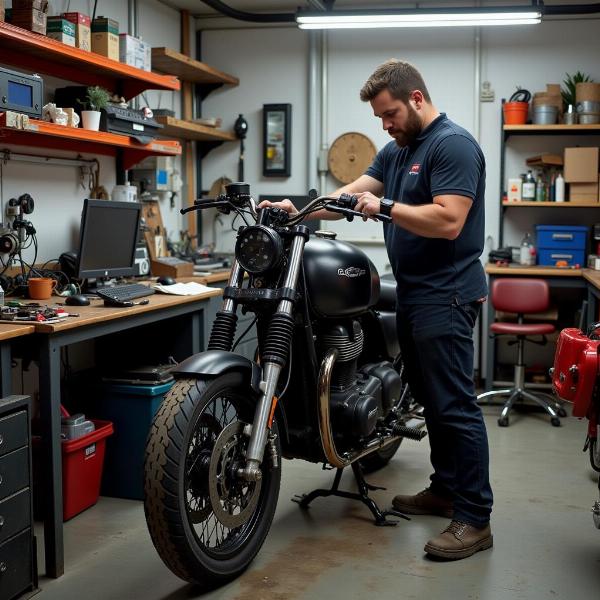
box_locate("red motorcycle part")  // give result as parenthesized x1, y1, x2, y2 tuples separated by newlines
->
(552, 328, 600, 418)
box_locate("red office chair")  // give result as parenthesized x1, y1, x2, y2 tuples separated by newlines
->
(477, 278, 566, 427)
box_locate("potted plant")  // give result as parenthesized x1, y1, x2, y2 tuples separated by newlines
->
(79, 85, 110, 131)
(562, 71, 593, 111)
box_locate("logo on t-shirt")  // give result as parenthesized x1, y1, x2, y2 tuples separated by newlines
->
(409, 163, 421, 175)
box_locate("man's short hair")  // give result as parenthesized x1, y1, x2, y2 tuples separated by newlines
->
(360, 59, 431, 103)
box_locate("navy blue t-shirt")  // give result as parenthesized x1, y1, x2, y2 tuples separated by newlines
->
(365, 113, 487, 305)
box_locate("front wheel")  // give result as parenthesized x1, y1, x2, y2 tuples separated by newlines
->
(144, 374, 281, 588)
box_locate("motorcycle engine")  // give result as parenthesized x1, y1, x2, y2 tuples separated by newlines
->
(321, 320, 402, 442)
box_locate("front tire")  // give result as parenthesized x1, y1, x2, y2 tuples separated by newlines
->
(144, 374, 281, 588)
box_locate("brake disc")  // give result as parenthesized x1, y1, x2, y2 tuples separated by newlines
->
(209, 421, 262, 528)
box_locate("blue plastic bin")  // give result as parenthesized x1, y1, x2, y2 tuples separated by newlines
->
(95, 380, 174, 500)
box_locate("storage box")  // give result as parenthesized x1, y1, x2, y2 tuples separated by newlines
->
(11, 7, 46, 33)
(119, 34, 151, 71)
(33, 419, 113, 521)
(564, 147, 599, 182)
(507, 178, 522, 202)
(569, 181, 599, 203)
(46, 16, 76, 46)
(61, 11, 91, 51)
(94, 380, 173, 500)
(536, 224, 589, 267)
(92, 16, 119, 60)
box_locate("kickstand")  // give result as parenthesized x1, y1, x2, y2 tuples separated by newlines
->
(292, 462, 410, 526)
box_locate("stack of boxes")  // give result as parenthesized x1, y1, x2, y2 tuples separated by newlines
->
(10, 0, 48, 34)
(91, 15, 119, 61)
(564, 147, 600, 203)
(61, 11, 91, 51)
(46, 16, 76, 46)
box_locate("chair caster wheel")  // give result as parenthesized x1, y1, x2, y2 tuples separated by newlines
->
(557, 408, 568, 418)
(498, 417, 509, 427)
(551, 417, 561, 427)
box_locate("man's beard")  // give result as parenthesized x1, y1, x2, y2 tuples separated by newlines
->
(392, 105, 422, 147)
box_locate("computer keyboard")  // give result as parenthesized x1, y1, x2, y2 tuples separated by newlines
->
(96, 283, 156, 303)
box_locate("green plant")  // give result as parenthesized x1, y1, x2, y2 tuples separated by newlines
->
(81, 85, 110, 111)
(562, 71, 594, 109)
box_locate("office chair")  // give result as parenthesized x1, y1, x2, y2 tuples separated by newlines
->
(477, 278, 566, 427)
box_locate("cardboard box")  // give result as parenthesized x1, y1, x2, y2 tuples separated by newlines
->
(92, 16, 119, 61)
(92, 32, 119, 61)
(46, 17, 76, 46)
(119, 34, 151, 71)
(569, 181, 599, 203)
(61, 12, 91, 51)
(0, 0, 5, 23)
(11, 8, 46, 34)
(564, 147, 599, 182)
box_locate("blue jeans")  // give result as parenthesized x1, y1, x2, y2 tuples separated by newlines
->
(396, 300, 493, 527)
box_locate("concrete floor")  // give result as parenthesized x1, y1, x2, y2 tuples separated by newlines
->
(35, 405, 600, 600)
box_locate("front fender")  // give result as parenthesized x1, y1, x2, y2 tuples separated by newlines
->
(173, 350, 262, 394)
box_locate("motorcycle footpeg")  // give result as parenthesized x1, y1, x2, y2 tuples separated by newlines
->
(392, 423, 428, 441)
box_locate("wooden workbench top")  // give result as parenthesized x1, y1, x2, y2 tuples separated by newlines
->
(485, 263, 583, 277)
(0, 323, 35, 341)
(31, 287, 222, 334)
(583, 269, 600, 290)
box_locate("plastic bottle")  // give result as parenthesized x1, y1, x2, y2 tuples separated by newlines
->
(0, 284, 4, 307)
(535, 172, 545, 202)
(522, 170, 536, 200)
(555, 172, 565, 202)
(520, 232, 534, 265)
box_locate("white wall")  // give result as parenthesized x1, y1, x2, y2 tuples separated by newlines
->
(200, 17, 600, 270)
(0, 0, 183, 264)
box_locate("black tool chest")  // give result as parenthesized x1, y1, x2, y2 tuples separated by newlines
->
(0, 396, 37, 600)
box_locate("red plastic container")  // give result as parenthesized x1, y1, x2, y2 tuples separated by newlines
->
(33, 419, 114, 521)
(61, 419, 113, 521)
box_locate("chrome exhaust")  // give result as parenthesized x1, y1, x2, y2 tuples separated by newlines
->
(317, 348, 424, 469)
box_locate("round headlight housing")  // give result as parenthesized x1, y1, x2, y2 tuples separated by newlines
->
(235, 225, 283, 274)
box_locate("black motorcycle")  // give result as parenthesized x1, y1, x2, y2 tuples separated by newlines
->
(143, 183, 426, 588)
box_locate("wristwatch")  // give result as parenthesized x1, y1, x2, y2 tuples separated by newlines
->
(379, 198, 394, 218)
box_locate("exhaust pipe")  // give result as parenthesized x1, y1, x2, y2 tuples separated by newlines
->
(317, 348, 425, 468)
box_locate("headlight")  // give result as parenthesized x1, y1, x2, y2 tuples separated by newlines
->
(235, 225, 283, 274)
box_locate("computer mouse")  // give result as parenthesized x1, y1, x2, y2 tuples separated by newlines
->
(156, 276, 176, 286)
(65, 294, 91, 306)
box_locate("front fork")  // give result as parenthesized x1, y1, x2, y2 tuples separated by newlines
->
(241, 229, 308, 481)
(211, 228, 308, 482)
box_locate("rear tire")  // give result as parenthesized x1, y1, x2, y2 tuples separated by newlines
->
(144, 374, 281, 588)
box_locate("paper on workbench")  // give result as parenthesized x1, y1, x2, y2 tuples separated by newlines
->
(153, 282, 220, 296)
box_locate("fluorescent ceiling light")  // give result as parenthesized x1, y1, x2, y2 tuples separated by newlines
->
(296, 8, 542, 29)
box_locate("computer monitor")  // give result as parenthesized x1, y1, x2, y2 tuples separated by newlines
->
(77, 199, 142, 280)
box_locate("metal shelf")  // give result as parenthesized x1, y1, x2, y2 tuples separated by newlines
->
(502, 200, 600, 207)
(0, 21, 180, 100)
(0, 114, 181, 170)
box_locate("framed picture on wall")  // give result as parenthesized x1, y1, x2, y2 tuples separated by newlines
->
(263, 103, 291, 177)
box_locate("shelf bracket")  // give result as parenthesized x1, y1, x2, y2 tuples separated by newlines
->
(198, 140, 225, 159)
(197, 82, 225, 101)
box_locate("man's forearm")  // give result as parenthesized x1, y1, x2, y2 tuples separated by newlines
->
(390, 201, 464, 240)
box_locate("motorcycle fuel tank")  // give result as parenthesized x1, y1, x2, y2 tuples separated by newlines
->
(303, 237, 380, 318)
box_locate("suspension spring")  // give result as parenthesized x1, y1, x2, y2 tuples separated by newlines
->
(207, 311, 238, 351)
(262, 312, 295, 366)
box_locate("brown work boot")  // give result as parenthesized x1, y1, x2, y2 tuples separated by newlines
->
(392, 488, 453, 518)
(424, 520, 493, 560)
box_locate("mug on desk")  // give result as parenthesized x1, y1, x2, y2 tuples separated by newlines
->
(28, 277, 57, 300)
